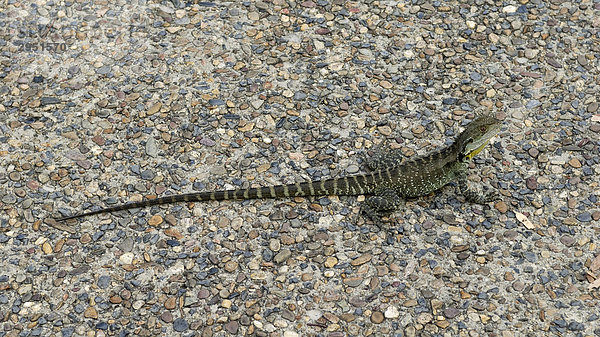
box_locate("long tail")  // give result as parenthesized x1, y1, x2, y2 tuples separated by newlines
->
(55, 172, 385, 221)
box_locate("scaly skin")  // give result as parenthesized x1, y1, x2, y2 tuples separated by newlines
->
(55, 115, 501, 222)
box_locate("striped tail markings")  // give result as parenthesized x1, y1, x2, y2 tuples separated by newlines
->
(56, 171, 383, 221)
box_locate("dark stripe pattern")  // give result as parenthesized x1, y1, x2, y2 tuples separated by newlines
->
(56, 170, 395, 221)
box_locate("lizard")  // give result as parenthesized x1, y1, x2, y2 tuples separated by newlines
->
(55, 114, 501, 223)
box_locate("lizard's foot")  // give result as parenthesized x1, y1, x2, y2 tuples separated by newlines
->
(462, 185, 499, 204)
(481, 186, 500, 202)
(458, 175, 500, 204)
(360, 189, 404, 229)
(359, 203, 386, 229)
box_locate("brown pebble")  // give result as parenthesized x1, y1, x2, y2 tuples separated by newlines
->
(340, 313, 356, 322)
(443, 214, 458, 225)
(379, 80, 393, 89)
(164, 297, 177, 310)
(9, 171, 21, 181)
(592, 211, 600, 221)
(412, 125, 425, 134)
(351, 253, 372, 266)
(224, 261, 238, 272)
(504, 271, 514, 281)
(164, 228, 183, 239)
(451, 245, 470, 253)
(403, 299, 417, 307)
(568, 158, 582, 168)
(342, 277, 363, 287)
(526, 176, 537, 190)
(309, 203, 323, 212)
(528, 147, 539, 158)
(54, 239, 65, 253)
(160, 311, 173, 323)
(370, 311, 384, 324)
(26, 180, 40, 190)
(512, 281, 525, 292)
(42, 242, 52, 255)
(495, 201, 508, 213)
(92, 135, 105, 146)
(224, 321, 239, 334)
(197, 289, 210, 299)
(560, 235, 575, 247)
(80, 234, 92, 244)
(301, 273, 313, 281)
(147, 102, 162, 115)
(376, 266, 388, 276)
(436, 319, 450, 328)
(148, 215, 163, 227)
(84, 306, 98, 319)
(378, 125, 392, 136)
(248, 230, 259, 239)
(109, 295, 122, 304)
(280, 235, 295, 245)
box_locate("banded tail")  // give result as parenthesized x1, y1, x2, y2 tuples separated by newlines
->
(55, 170, 391, 221)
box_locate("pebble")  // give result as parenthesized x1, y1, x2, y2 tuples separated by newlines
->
(576, 212, 592, 222)
(568, 158, 582, 168)
(351, 253, 371, 266)
(494, 201, 508, 213)
(324, 256, 338, 268)
(274, 249, 291, 264)
(84, 307, 98, 319)
(145, 137, 158, 157)
(119, 253, 134, 265)
(224, 321, 239, 334)
(370, 311, 384, 324)
(384, 306, 399, 319)
(164, 297, 177, 310)
(97, 275, 111, 289)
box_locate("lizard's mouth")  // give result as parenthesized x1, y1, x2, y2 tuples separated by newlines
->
(463, 124, 501, 160)
(465, 140, 490, 160)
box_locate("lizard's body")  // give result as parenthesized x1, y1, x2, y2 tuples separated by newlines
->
(56, 115, 501, 222)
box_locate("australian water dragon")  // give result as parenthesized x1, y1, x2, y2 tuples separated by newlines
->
(56, 115, 501, 222)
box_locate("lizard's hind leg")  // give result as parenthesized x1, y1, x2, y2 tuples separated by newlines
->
(362, 140, 405, 171)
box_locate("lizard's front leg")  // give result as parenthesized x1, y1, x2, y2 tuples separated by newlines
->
(362, 140, 404, 171)
(360, 189, 404, 227)
(457, 171, 499, 204)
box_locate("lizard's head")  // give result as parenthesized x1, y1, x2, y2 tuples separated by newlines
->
(456, 114, 501, 161)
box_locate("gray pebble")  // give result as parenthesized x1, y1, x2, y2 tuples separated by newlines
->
(224, 321, 239, 334)
(145, 137, 158, 157)
(173, 318, 189, 332)
(274, 249, 291, 264)
(96, 65, 111, 75)
(576, 212, 592, 222)
(293, 91, 307, 100)
(117, 237, 134, 252)
(97, 275, 111, 289)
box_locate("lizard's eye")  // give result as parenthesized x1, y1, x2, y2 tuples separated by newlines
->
(479, 125, 487, 132)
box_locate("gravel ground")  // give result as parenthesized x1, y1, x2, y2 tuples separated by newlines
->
(1, 0, 599, 336)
